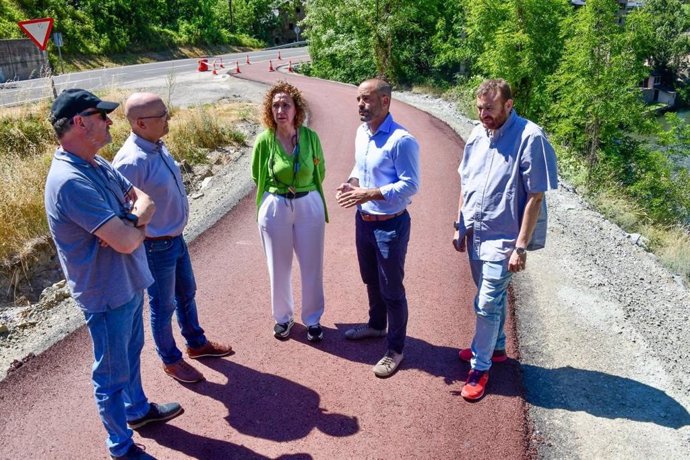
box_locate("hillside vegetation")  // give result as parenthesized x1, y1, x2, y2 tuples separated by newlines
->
(0, 0, 297, 60)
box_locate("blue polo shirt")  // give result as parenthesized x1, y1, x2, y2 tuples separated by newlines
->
(458, 110, 558, 261)
(112, 133, 188, 238)
(44, 148, 154, 313)
(350, 113, 420, 215)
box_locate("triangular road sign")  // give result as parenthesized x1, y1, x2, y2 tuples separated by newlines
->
(18, 18, 54, 51)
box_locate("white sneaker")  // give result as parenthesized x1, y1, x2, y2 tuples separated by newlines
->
(372, 350, 404, 378)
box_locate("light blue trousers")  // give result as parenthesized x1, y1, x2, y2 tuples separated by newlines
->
(468, 259, 513, 371)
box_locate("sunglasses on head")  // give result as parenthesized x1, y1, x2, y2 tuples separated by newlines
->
(77, 109, 108, 121)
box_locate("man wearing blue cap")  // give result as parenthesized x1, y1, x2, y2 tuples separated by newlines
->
(44, 89, 182, 460)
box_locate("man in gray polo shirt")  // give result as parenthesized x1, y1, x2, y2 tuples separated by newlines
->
(44, 89, 182, 460)
(452, 79, 558, 401)
(112, 92, 232, 385)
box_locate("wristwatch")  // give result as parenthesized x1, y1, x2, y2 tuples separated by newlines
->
(515, 246, 527, 256)
(453, 221, 460, 230)
(123, 212, 139, 227)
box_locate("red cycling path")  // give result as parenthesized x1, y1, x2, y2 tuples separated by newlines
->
(0, 62, 529, 459)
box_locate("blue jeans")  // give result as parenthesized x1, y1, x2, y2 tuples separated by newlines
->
(145, 236, 206, 365)
(355, 211, 411, 354)
(468, 259, 513, 371)
(84, 291, 151, 457)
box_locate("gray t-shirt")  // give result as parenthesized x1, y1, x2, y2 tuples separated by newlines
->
(44, 148, 153, 313)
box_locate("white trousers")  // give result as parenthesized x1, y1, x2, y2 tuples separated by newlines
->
(258, 191, 325, 326)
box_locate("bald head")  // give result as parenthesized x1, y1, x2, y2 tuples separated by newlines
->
(361, 79, 392, 99)
(124, 92, 170, 142)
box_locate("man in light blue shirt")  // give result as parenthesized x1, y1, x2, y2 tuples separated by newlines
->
(453, 79, 558, 401)
(337, 78, 420, 378)
(44, 89, 182, 460)
(113, 93, 233, 385)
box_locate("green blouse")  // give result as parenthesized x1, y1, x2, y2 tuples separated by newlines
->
(251, 125, 328, 222)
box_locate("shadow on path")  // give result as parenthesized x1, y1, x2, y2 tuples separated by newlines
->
(523, 364, 690, 429)
(195, 359, 359, 442)
(138, 424, 270, 460)
(294, 323, 525, 399)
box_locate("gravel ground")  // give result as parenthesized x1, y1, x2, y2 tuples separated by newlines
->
(1, 72, 689, 458)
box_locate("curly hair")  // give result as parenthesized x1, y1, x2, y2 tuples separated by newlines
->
(261, 80, 307, 130)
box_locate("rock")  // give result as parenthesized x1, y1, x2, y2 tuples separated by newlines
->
(626, 233, 650, 249)
(201, 177, 213, 189)
(38, 280, 70, 310)
(0, 324, 8, 334)
(191, 192, 205, 199)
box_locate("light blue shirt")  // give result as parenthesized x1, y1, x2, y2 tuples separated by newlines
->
(44, 148, 154, 313)
(458, 110, 558, 261)
(350, 113, 420, 215)
(113, 133, 188, 238)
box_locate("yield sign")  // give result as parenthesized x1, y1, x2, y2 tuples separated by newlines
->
(18, 18, 54, 51)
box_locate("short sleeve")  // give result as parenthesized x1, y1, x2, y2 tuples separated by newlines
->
(521, 131, 558, 193)
(57, 178, 118, 234)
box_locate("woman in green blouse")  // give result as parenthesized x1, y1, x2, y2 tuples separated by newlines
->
(251, 81, 328, 342)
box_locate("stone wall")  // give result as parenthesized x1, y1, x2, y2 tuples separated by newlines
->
(0, 39, 49, 83)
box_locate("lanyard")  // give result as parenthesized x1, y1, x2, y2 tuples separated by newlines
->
(269, 132, 300, 194)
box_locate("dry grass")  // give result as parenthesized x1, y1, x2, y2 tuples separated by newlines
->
(644, 225, 690, 280)
(589, 187, 690, 281)
(0, 92, 257, 264)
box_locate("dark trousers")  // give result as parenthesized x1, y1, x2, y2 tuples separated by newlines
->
(355, 210, 411, 354)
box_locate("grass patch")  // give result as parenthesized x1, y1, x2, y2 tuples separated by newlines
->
(0, 92, 257, 265)
(644, 225, 690, 278)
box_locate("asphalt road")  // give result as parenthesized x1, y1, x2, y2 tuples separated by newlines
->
(0, 47, 309, 108)
(0, 61, 529, 458)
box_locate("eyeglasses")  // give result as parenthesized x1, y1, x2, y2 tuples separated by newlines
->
(78, 110, 108, 121)
(138, 110, 169, 120)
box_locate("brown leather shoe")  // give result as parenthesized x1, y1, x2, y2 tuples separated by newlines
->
(163, 359, 204, 383)
(187, 340, 234, 359)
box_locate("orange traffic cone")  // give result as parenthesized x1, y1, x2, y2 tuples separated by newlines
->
(235, 61, 241, 74)
(288, 60, 293, 72)
(211, 59, 218, 75)
(269, 60, 275, 72)
(218, 57, 225, 68)
(278, 51, 282, 60)
(246, 54, 251, 65)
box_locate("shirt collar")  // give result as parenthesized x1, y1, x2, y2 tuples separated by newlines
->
(486, 110, 517, 140)
(55, 147, 94, 167)
(365, 113, 393, 137)
(130, 132, 164, 153)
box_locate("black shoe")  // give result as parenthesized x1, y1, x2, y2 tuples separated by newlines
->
(111, 444, 156, 460)
(273, 319, 294, 340)
(127, 402, 183, 429)
(307, 324, 323, 342)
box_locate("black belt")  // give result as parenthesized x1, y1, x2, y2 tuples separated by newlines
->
(145, 235, 177, 241)
(275, 191, 309, 199)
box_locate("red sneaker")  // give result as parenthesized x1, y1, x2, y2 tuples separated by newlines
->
(458, 348, 507, 363)
(461, 369, 489, 401)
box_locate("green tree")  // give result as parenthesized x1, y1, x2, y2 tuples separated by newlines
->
(546, 0, 649, 168)
(459, 0, 567, 121)
(232, 0, 277, 43)
(626, 0, 690, 86)
(304, 0, 445, 85)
